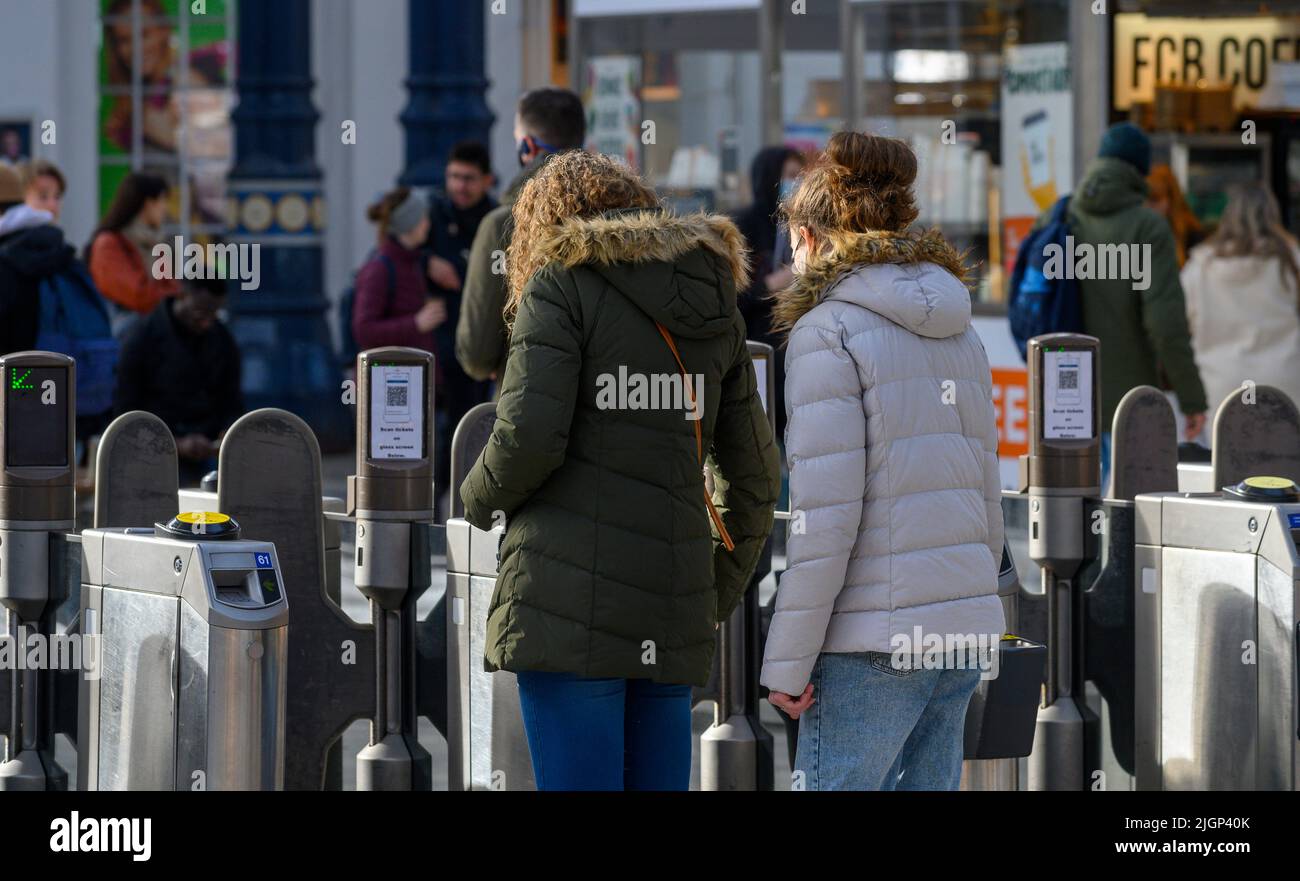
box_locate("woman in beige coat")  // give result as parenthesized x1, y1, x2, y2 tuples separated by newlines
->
(1181, 183, 1300, 423)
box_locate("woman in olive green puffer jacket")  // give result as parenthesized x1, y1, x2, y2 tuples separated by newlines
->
(459, 151, 780, 790)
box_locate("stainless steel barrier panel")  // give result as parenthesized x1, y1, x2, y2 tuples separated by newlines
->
(445, 402, 535, 790)
(218, 409, 376, 790)
(76, 521, 288, 790)
(1212, 385, 1300, 490)
(94, 411, 179, 530)
(1134, 478, 1300, 790)
(959, 539, 1029, 791)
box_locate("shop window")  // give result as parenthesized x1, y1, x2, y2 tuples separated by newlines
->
(577, 8, 763, 213)
(98, 0, 235, 239)
(844, 0, 1071, 306)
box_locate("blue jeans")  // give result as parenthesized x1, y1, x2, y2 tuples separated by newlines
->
(794, 652, 980, 791)
(516, 671, 693, 791)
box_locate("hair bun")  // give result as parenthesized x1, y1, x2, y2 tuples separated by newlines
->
(826, 131, 917, 190)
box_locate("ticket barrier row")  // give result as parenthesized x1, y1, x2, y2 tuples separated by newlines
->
(1004, 334, 1300, 791)
(14, 335, 1294, 791)
(0, 348, 442, 791)
(0, 343, 783, 791)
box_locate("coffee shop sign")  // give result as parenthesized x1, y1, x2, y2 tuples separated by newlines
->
(1114, 13, 1300, 109)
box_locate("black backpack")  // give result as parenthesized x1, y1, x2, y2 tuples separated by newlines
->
(338, 251, 396, 367)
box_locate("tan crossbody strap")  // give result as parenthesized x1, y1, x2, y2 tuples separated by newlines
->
(655, 322, 736, 553)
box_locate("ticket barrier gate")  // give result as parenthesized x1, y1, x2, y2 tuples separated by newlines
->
(1, 348, 448, 791)
(1132, 383, 1300, 791)
(0, 353, 292, 791)
(77, 519, 288, 791)
(1007, 332, 1300, 791)
(1134, 479, 1300, 790)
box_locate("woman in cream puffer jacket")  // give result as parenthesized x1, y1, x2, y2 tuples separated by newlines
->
(760, 132, 1004, 791)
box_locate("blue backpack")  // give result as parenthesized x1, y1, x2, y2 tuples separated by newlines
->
(35, 263, 118, 416)
(1007, 195, 1084, 360)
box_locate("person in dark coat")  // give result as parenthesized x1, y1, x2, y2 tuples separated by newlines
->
(0, 189, 69, 356)
(113, 275, 243, 486)
(731, 146, 805, 437)
(353, 187, 446, 353)
(424, 142, 497, 515)
(460, 151, 780, 791)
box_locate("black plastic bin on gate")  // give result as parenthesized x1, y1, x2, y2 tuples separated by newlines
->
(962, 636, 1047, 760)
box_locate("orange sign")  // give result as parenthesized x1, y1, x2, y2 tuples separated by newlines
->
(991, 367, 1030, 459)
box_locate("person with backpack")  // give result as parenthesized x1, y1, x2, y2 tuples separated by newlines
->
(1010, 123, 1206, 486)
(760, 132, 1004, 791)
(459, 151, 780, 791)
(352, 187, 446, 354)
(0, 163, 56, 354)
(0, 163, 118, 446)
(85, 172, 180, 335)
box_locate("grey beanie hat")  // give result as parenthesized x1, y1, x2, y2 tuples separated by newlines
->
(388, 189, 429, 237)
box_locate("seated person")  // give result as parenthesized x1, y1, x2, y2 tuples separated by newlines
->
(113, 274, 243, 486)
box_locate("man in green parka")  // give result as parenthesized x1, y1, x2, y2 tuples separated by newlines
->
(1061, 123, 1207, 471)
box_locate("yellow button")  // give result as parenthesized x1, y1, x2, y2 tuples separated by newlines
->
(175, 511, 231, 525)
(1243, 476, 1296, 490)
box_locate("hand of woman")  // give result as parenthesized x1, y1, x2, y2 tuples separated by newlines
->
(414, 297, 448, 333)
(767, 683, 816, 720)
(427, 255, 461, 291)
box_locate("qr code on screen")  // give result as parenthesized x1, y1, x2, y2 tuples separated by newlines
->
(1059, 369, 1078, 390)
(387, 385, 408, 407)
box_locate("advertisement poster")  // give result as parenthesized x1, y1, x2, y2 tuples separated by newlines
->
(584, 56, 643, 169)
(976, 317, 1029, 488)
(369, 364, 425, 461)
(1000, 42, 1073, 278)
(99, 0, 233, 225)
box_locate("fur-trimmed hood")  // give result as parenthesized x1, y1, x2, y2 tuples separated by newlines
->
(529, 208, 752, 339)
(771, 228, 973, 339)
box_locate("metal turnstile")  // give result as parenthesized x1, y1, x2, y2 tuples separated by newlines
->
(446, 515, 532, 790)
(1135, 478, 1300, 790)
(960, 539, 1027, 791)
(76, 519, 288, 791)
(446, 403, 533, 790)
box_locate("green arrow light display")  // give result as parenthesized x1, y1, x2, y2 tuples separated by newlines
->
(10, 369, 33, 390)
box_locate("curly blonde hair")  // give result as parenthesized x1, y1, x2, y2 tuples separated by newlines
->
(505, 151, 659, 324)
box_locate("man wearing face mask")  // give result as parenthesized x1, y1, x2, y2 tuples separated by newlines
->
(732, 147, 805, 438)
(456, 88, 586, 392)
